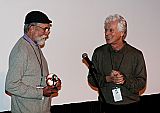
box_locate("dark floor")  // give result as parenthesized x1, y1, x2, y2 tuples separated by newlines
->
(1, 93, 159, 113)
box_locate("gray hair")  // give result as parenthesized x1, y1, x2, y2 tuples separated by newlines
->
(24, 23, 38, 33)
(104, 14, 127, 39)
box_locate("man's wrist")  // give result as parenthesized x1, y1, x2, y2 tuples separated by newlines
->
(106, 76, 112, 82)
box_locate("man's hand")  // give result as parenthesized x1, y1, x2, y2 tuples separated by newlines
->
(43, 86, 58, 97)
(43, 77, 62, 97)
(106, 70, 125, 84)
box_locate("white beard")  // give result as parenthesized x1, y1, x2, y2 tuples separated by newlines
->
(35, 35, 46, 47)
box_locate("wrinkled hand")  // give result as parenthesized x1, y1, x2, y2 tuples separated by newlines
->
(43, 85, 59, 97)
(106, 70, 125, 84)
(111, 70, 125, 84)
(43, 77, 62, 97)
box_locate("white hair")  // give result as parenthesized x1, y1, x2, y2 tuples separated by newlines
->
(104, 14, 127, 39)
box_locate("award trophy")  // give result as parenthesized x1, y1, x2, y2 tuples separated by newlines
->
(46, 73, 59, 88)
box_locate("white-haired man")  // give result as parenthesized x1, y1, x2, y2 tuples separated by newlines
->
(5, 10, 61, 113)
(87, 14, 147, 113)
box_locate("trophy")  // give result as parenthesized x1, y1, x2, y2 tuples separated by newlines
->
(46, 73, 59, 87)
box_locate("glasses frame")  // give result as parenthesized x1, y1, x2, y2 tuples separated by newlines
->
(35, 25, 51, 33)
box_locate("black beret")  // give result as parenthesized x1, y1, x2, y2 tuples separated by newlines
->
(24, 11, 52, 24)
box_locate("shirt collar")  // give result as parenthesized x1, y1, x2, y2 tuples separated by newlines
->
(109, 41, 127, 54)
(23, 34, 37, 46)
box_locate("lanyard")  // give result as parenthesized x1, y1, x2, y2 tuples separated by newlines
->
(23, 38, 44, 86)
(110, 50, 124, 71)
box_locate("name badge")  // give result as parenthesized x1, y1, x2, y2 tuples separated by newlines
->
(112, 87, 123, 102)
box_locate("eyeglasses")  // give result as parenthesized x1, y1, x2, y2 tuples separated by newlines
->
(35, 25, 51, 33)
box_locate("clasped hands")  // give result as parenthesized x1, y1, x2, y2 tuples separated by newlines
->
(43, 78, 62, 97)
(106, 70, 125, 85)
